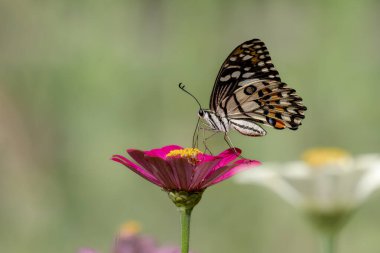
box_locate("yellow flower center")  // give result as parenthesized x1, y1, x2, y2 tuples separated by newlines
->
(166, 148, 202, 164)
(119, 221, 141, 237)
(302, 148, 351, 167)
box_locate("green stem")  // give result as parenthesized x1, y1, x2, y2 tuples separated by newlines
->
(180, 207, 192, 253)
(320, 232, 336, 253)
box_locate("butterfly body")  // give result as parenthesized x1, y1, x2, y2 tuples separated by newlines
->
(198, 109, 231, 133)
(199, 109, 267, 137)
(199, 38, 306, 138)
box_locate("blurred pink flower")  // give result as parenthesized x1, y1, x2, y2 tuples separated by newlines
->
(78, 222, 182, 253)
(112, 145, 260, 192)
(78, 249, 97, 253)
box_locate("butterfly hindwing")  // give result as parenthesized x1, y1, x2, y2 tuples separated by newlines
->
(230, 118, 267, 137)
(210, 39, 281, 111)
(220, 80, 306, 130)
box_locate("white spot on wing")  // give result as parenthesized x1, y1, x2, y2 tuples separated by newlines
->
(242, 72, 255, 78)
(220, 75, 231, 82)
(242, 43, 254, 48)
(227, 65, 241, 69)
(231, 71, 241, 78)
(242, 55, 253, 61)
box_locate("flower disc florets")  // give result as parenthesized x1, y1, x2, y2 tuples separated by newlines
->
(302, 148, 352, 168)
(166, 148, 202, 165)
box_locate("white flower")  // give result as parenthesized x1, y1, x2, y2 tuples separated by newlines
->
(237, 148, 380, 253)
(236, 149, 380, 214)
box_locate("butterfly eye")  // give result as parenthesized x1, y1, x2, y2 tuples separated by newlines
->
(198, 109, 205, 117)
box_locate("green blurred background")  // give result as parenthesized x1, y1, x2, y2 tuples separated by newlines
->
(1, 0, 380, 252)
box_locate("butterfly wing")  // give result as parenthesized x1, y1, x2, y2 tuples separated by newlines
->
(229, 118, 267, 136)
(210, 38, 281, 111)
(220, 80, 306, 130)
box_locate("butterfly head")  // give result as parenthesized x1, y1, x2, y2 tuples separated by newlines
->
(198, 109, 205, 117)
(198, 109, 214, 120)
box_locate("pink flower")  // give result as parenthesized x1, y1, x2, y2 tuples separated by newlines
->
(77, 222, 183, 253)
(78, 249, 97, 253)
(111, 145, 260, 192)
(111, 146, 259, 253)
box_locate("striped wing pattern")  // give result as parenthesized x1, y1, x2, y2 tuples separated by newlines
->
(229, 118, 267, 136)
(210, 38, 280, 111)
(220, 80, 306, 130)
(209, 38, 306, 133)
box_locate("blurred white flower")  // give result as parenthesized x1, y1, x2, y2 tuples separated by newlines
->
(237, 148, 380, 212)
(236, 148, 380, 250)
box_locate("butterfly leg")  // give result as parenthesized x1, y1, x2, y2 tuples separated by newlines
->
(192, 118, 201, 149)
(223, 133, 242, 157)
(199, 123, 218, 155)
(203, 131, 218, 155)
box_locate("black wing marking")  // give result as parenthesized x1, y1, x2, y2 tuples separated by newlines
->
(221, 80, 307, 130)
(210, 38, 281, 111)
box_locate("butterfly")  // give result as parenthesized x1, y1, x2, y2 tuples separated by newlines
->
(179, 38, 306, 148)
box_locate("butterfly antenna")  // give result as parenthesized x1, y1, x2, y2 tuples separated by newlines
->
(178, 83, 202, 109)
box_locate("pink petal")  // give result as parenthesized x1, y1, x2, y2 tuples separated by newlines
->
(205, 159, 261, 187)
(201, 164, 237, 187)
(197, 152, 216, 162)
(111, 155, 162, 187)
(197, 148, 240, 171)
(128, 150, 177, 189)
(213, 148, 241, 170)
(143, 156, 178, 189)
(166, 157, 195, 190)
(144, 145, 183, 159)
(127, 149, 155, 169)
(192, 148, 241, 187)
(189, 158, 224, 190)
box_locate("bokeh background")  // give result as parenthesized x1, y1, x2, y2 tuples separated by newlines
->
(1, 0, 380, 252)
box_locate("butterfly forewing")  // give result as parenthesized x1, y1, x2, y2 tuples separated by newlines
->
(210, 39, 281, 111)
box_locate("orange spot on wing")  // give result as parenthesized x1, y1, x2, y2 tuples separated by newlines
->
(251, 56, 259, 64)
(233, 47, 244, 55)
(275, 120, 286, 129)
(274, 107, 285, 112)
